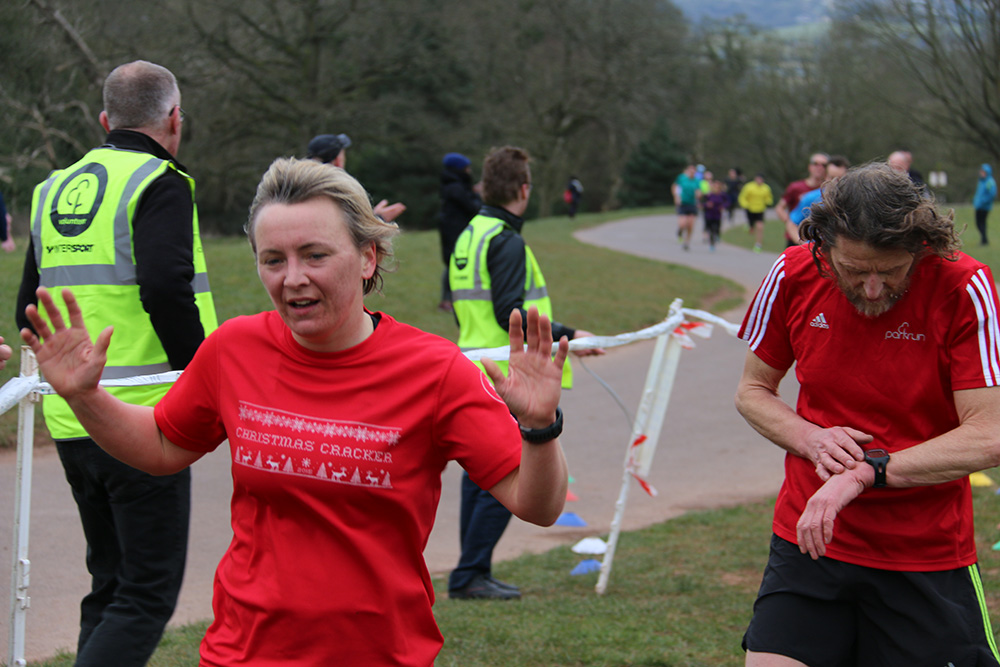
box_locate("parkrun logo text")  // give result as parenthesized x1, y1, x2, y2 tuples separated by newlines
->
(46, 243, 95, 253)
(884, 321, 926, 342)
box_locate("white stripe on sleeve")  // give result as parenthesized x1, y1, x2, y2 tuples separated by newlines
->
(966, 268, 1000, 386)
(743, 257, 785, 352)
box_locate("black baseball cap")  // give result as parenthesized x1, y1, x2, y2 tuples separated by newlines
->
(306, 133, 352, 163)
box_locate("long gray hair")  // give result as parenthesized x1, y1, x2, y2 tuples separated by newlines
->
(800, 162, 960, 274)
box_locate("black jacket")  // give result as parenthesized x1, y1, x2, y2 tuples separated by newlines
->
(438, 167, 481, 263)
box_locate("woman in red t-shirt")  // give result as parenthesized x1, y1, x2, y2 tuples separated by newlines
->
(21, 158, 571, 666)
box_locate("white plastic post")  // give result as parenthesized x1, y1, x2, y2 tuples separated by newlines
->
(596, 304, 685, 595)
(635, 329, 683, 478)
(8, 348, 38, 667)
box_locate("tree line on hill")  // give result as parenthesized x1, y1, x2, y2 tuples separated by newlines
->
(0, 0, 996, 233)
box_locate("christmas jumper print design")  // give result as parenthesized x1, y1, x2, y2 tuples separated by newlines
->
(232, 400, 399, 490)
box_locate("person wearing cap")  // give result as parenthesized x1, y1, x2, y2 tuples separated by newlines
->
(306, 133, 406, 222)
(438, 152, 481, 312)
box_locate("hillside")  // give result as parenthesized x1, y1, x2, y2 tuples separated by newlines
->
(671, 0, 833, 29)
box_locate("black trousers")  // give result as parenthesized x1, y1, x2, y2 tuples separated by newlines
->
(56, 439, 190, 666)
(448, 471, 512, 590)
(976, 207, 990, 244)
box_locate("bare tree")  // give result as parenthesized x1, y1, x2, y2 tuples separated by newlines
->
(28, 0, 105, 89)
(848, 0, 1000, 161)
(0, 0, 110, 216)
(453, 0, 687, 215)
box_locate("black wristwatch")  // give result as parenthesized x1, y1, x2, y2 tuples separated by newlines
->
(519, 407, 563, 444)
(864, 448, 890, 488)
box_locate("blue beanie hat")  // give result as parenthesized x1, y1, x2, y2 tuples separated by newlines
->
(443, 152, 471, 171)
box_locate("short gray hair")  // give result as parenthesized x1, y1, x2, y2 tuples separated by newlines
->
(246, 158, 399, 295)
(102, 60, 178, 130)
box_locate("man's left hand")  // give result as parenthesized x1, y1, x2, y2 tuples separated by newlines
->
(572, 329, 605, 357)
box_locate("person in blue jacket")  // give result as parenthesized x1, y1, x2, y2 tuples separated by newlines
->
(974, 164, 997, 246)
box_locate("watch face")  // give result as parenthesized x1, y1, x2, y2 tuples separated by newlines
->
(867, 448, 888, 458)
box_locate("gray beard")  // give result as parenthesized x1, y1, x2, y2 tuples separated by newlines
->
(833, 270, 911, 319)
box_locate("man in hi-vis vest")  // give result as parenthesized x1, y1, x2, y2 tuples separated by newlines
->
(448, 145, 601, 600)
(16, 60, 217, 666)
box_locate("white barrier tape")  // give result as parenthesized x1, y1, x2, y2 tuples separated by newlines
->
(0, 310, 740, 414)
(462, 307, 739, 362)
(0, 376, 39, 416)
(87, 371, 184, 389)
(623, 434, 659, 497)
(0, 371, 184, 414)
(680, 308, 741, 337)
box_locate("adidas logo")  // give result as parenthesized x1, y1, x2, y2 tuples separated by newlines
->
(810, 313, 830, 329)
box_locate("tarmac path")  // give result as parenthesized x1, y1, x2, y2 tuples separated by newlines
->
(0, 212, 797, 662)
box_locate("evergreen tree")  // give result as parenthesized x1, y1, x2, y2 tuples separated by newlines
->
(619, 119, 688, 208)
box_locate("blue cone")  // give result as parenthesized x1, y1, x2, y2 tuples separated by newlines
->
(554, 512, 587, 527)
(571, 559, 602, 575)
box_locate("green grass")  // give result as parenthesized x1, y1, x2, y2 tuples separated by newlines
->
(434, 499, 775, 667)
(720, 216, 789, 253)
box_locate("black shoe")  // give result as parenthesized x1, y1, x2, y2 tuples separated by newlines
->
(486, 576, 520, 593)
(449, 574, 521, 600)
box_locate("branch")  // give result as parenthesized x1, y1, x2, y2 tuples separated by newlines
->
(28, 0, 104, 88)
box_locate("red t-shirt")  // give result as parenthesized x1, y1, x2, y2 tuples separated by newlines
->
(781, 179, 815, 210)
(154, 311, 522, 666)
(781, 180, 817, 240)
(740, 245, 1000, 571)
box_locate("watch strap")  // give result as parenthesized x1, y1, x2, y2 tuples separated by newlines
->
(519, 407, 563, 444)
(864, 448, 889, 488)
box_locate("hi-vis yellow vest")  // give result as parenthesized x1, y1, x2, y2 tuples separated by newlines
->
(30, 146, 218, 439)
(449, 213, 572, 388)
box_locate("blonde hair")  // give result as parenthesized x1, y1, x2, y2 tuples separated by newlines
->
(247, 158, 399, 294)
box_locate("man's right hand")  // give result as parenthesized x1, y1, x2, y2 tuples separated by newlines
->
(804, 426, 873, 481)
(21, 287, 112, 401)
(796, 464, 871, 559)
(373, 200, 406, 222)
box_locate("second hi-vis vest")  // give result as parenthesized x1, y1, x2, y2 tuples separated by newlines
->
(30, 146, 218, 439)
(449, 213, 572, 388)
